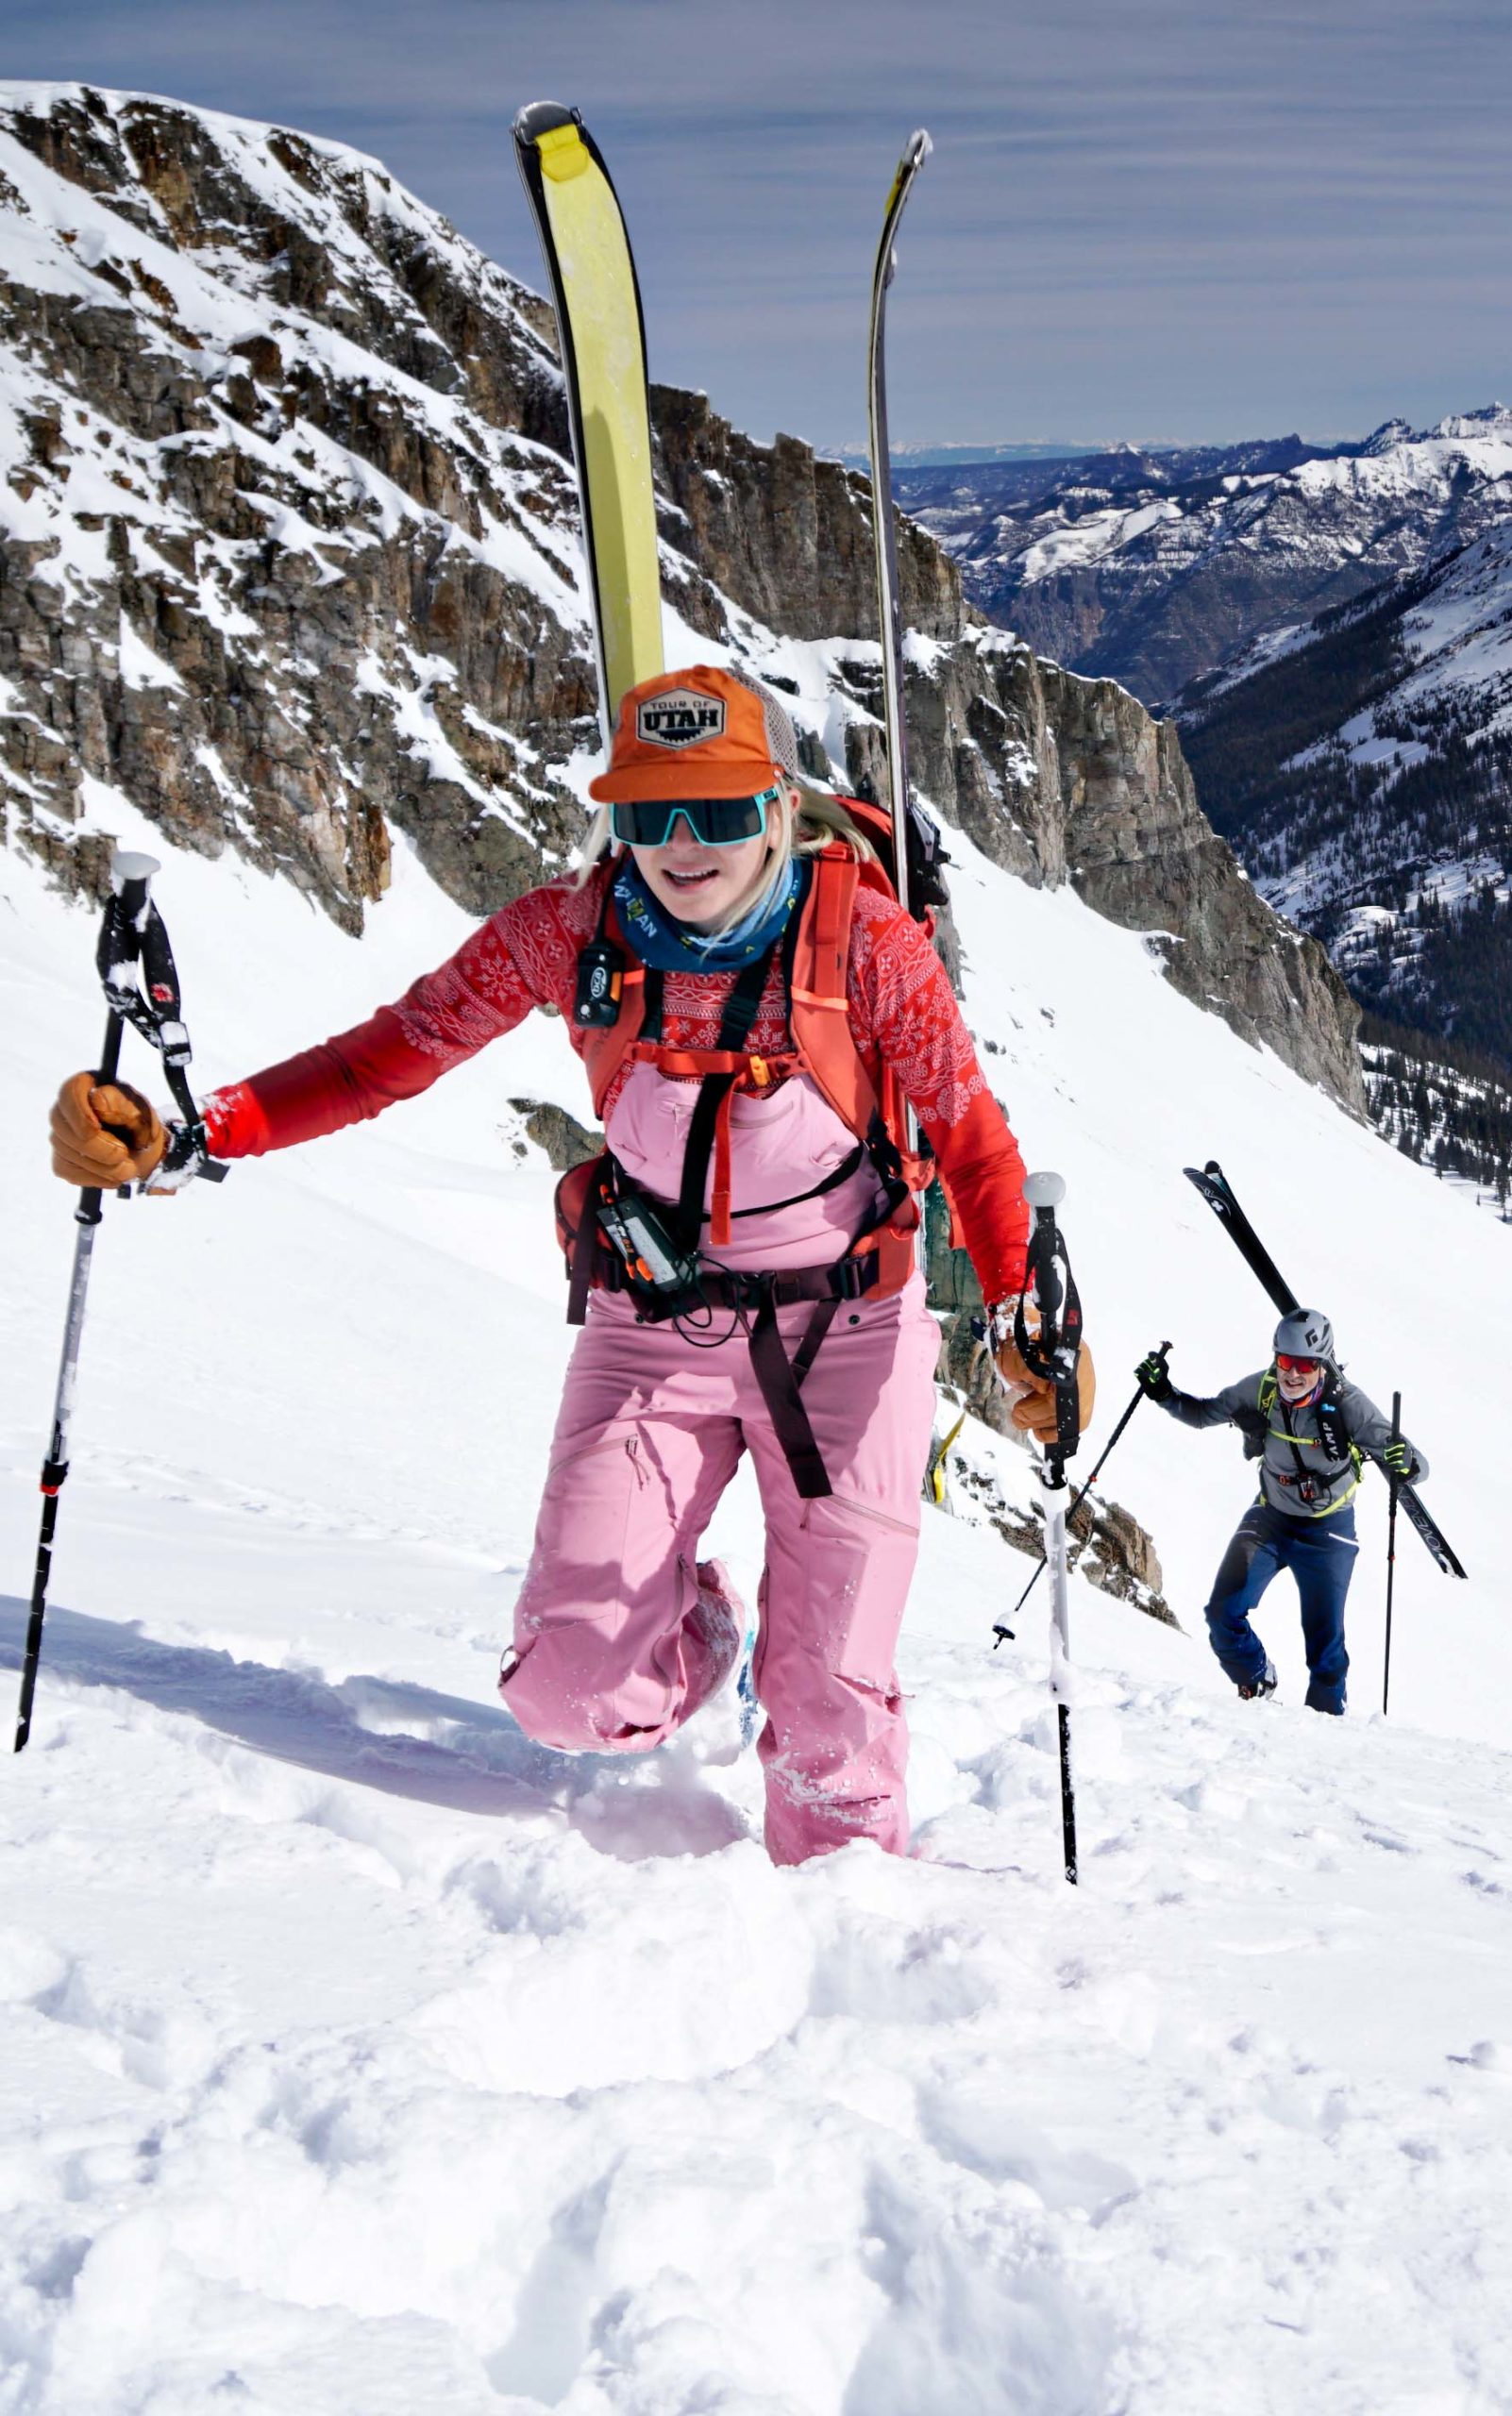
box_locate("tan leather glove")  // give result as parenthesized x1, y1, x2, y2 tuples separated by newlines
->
(50, 1072, 167, 1188)
(994, 1333, 1097, 1443)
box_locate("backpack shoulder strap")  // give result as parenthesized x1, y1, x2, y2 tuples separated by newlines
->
(789, 847, 882, 1143)
(1316, 1391, 1357, 1468)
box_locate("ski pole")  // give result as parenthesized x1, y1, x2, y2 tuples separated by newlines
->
(1012, 1170, 1084, 1885)
(1383, 1389, 1402, 1718)
(995, 1341, 1169, 1639)
(16, 852, 158, 1752)
(15, 853, 226, 1753)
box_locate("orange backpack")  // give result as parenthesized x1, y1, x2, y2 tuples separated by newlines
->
(556, 813, 934, 1318)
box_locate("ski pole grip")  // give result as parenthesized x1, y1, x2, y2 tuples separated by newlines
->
(109, 849, 160, 924)
(1023, 1169, 1066, 1212)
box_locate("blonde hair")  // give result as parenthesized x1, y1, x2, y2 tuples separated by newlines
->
(572, 782, 878, 932)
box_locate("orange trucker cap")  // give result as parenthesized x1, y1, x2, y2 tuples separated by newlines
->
(589, 664, 800, 803)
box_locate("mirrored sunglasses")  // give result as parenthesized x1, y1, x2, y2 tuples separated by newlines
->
(1276, 1354, 1321, 1374)
(610, 788, 778, 849)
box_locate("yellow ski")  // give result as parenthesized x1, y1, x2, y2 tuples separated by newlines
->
(514, 103, 664, 739)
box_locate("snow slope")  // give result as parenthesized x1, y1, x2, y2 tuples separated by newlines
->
(3, 809, 1511, 2413)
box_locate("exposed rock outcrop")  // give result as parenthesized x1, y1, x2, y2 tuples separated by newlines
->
(945, 1425, 1176, 1629)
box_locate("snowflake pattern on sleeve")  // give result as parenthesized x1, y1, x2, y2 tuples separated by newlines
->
(385, 874, 606, 1066)
(843, 887, 990, 1131)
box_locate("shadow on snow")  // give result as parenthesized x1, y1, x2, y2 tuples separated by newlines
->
(0, 1595, 748, 1859)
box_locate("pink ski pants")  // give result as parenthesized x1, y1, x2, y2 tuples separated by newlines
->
(500, 1280, 941, 1864)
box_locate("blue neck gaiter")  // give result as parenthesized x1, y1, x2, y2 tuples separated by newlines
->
(613, 854, 804, 972)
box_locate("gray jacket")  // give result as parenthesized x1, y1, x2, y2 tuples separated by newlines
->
(1159, 1369, 1428, 1519)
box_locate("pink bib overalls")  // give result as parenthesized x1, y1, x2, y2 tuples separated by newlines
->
(500, 1068, 940, 1863)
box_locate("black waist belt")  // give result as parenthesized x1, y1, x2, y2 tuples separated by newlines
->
(688, 1254, 881, 1313)
(632, 1250, 884, 1500)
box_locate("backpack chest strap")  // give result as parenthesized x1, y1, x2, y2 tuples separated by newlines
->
(627, 1041, 798, 1087)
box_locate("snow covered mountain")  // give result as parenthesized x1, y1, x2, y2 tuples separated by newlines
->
(903, 414, 1512, 707)
(1182, 523, 1512, 1084)
(0, 80, 1361, 1106)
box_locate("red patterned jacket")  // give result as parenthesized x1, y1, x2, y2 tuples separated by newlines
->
(203, 862, 1031, 1301)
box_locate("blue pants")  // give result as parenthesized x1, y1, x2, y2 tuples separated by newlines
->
(1204, 1501, 1356, 1714)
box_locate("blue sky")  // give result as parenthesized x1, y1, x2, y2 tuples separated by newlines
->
(6, 0, 1510, 453)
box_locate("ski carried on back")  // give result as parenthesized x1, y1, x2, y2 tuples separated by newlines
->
(1184, 1162, 1298, 1321)
(514, 103, 664, 736)
(866, 129, 953, 1330)
(1184, 1159, 1466, 1579)
(866, 127, 932, 918)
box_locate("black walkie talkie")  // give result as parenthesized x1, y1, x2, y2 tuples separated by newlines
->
(574, 938, 625, 1027)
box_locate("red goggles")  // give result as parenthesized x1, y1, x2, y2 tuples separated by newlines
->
(1276, 1354, 1321, 1375)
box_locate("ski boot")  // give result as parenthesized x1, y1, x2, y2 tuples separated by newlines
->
(1236, 1659, 1278, 1702)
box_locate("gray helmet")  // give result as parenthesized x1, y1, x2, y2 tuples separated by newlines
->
(1274, 1308, 1335, 1363)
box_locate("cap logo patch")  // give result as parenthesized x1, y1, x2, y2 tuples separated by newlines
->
(636, 689, 726, 749)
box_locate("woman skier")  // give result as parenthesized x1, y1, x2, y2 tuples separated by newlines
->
(1134, 1311, 1424, 1714)
(49, 663, 1093, 1862)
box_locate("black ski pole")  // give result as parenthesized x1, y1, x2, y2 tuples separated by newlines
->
(1383, 1389, 1402, 1718)
(16, 851, 226, 1753)
(995, 1342, 1169, 1640)
(16, 852, 156, 1752)
(1012, 1170, 1084, 1885)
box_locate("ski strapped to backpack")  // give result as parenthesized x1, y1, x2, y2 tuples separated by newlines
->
(513, 103, 663, 735)
(1184, 1159, 1465, 1578)
(867, 127, 932, 916)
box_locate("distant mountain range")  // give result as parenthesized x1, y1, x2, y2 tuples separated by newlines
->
(900, 411, 1512, 707)
(899, 410, 1512, 1166)
(826, 439, 1112, 472)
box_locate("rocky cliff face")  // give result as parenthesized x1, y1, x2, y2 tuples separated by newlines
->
(0, 82, 1361, 1111)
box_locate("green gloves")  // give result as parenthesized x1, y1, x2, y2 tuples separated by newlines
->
(1135, 1351, 1173, 1403)
(1383, 1440, 1412, 1477)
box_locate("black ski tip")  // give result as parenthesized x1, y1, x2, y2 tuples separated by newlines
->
(1184, 1164, 1234, 1218)
(514, 100, 580, 145)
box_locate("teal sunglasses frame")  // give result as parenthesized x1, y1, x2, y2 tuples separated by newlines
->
(610, 786, 779, 849)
